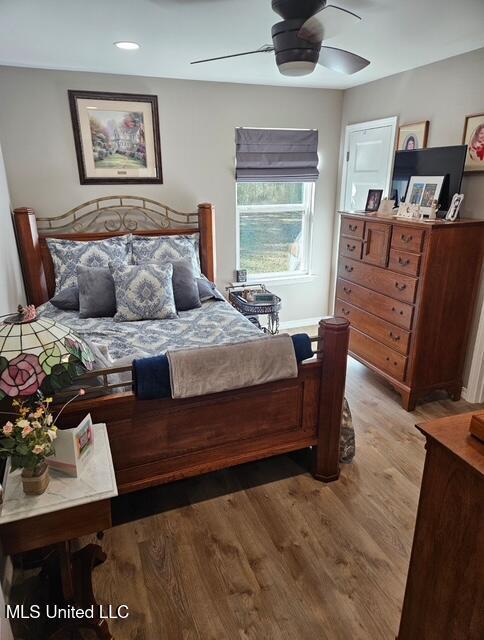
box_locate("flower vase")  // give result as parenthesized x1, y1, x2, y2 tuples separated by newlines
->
(21, 462, 50, 495)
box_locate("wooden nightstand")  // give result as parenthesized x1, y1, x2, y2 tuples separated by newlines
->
(0, 423, 117, 639)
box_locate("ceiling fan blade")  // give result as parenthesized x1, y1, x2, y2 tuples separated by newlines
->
(298, 5, 361, 43)
(319, 46, 370, 74)
(191, 45, 274, 65)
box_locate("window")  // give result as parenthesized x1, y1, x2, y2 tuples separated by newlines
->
(237, 181, 314, 279)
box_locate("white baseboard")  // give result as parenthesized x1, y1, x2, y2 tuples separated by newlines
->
(279, 317, 321, 330)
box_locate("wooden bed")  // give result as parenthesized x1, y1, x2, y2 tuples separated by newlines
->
(12, 196, 349, 495)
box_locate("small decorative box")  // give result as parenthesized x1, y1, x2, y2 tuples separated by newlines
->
(469, 412, 484, 443)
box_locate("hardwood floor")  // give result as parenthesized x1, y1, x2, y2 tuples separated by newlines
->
(12, 355, 483, 639)
(83, 356, 483, 640)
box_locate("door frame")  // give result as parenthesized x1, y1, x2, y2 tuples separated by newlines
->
(339, 116, 398, 211)
(464, 289, 484, 403)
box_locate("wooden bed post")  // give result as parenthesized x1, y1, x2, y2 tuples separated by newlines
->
(198, 202, 216, 282)
(12, 207, 49, 307)
(312, 317, 350, 482)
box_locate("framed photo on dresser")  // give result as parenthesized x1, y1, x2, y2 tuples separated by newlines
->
(68, 90, 163, 184)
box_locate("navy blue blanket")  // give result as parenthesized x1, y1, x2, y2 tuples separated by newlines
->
(132, 333, 313, 400)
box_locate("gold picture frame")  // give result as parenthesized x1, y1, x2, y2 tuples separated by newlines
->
(462, 112, 484, 174)
(397, 121, 429, 151)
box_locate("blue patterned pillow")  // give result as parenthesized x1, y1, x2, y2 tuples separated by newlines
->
(111, 263, 177, 322)
(47, 236, 131, 293)
(132, 234, 201, 277)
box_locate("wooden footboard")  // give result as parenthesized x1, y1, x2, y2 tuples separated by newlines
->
(60, 317, 349, 494)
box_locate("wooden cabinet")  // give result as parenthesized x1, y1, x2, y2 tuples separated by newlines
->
(398, 412, 484, 639)
(336, 212, 484, 410)
(362, 220, 391, 266)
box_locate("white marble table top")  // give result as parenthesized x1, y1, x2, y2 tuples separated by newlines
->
(0, 423, 117, 525)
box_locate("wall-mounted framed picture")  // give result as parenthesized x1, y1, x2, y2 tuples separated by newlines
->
(68, 90, 163, 184)
(397, 121, 429, 151)
(462, 112, 484, 174)
(365, 189, 383, 212)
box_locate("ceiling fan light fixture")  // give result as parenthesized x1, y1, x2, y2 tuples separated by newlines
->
(278, 60, 317, 76)
(114, 41, 140, 51)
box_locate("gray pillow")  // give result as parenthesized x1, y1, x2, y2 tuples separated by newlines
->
(50, 286, 80, 311)
(77, 266, 117, 319)
(171, 260, 201, 311)
(197, 277, 225, 302)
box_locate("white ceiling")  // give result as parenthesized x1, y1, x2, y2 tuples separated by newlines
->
(1, 0, 483, 89)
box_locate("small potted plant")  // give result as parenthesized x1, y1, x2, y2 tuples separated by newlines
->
(0, 390, 85, 495)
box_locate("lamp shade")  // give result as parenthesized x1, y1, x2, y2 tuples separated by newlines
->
(0, 306, 94, 399)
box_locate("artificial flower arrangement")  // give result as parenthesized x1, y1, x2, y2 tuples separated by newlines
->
(0, 389, 85, 495)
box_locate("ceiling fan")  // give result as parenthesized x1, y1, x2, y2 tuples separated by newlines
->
(191, 0, 370, 77)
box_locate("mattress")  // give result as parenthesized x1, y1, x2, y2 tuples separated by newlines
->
(38, 299, 263, 370)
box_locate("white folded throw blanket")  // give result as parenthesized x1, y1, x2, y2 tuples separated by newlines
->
(167, 334, 298, 399)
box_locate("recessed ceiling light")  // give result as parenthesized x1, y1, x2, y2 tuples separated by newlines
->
(114, 41, 140, 51)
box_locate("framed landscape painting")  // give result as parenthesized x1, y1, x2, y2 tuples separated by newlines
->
(68, 90, 163, 184)
(462, 112, 484, 174)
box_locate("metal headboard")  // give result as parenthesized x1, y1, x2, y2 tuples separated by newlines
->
(35, 195, 200, 234)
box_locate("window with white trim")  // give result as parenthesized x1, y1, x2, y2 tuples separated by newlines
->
(236, 181, 314, 279)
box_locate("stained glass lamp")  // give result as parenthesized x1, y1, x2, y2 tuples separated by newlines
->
(0, 305, 94, 400)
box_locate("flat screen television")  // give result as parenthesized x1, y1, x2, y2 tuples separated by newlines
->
(391, 145, 467, 215)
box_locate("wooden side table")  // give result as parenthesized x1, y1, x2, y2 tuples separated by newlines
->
(0, 423, 118, 639)
(397, 412, 484, 640)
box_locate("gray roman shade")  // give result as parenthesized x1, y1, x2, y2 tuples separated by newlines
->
(235, 128, 319, 182)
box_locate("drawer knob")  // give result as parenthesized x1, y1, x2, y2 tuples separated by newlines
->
(401, 234, 413, 243)
(385, 357, 398, 366)
(345, 265, 354, 273)
(392, 306, 404, 316)
(341, 308, 350, 316)
(398, 257, 410, 267)
(343, 287, 352, 294)
(389, 332, 401, 342)
(349, 224, 358, 232)
(346, 244, 356, 252)
(395, 282, 407, 292)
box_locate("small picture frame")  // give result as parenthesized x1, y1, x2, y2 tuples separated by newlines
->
(236, 269, 247, 283)
(365, 189, 383, 212)
(404, 176, 445, 216)
(446, 194, 464, 221)
(397, 121, 429, 150)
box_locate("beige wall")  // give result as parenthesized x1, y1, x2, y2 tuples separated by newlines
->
(0, 143, 25, 315)
(0, 66, 343, 324)
(337, 47, 484, 389)
(339, 47, 484, 218)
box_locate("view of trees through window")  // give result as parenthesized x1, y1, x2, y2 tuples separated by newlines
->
(237, 182, 311, 276)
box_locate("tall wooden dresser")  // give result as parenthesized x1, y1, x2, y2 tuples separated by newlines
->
(335, 212, 484, 410)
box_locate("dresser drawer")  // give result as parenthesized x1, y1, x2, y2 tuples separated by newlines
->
(341, 217, 365, 239)
(389, 249, 421, 277)
(340, 237, 363, 260)
(391, 226, 425, 253)
(338, 258, 418, 304)
(335, 299, 411, 355)
(336, 278, 414, 330)
(349, 327, 407, 381)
